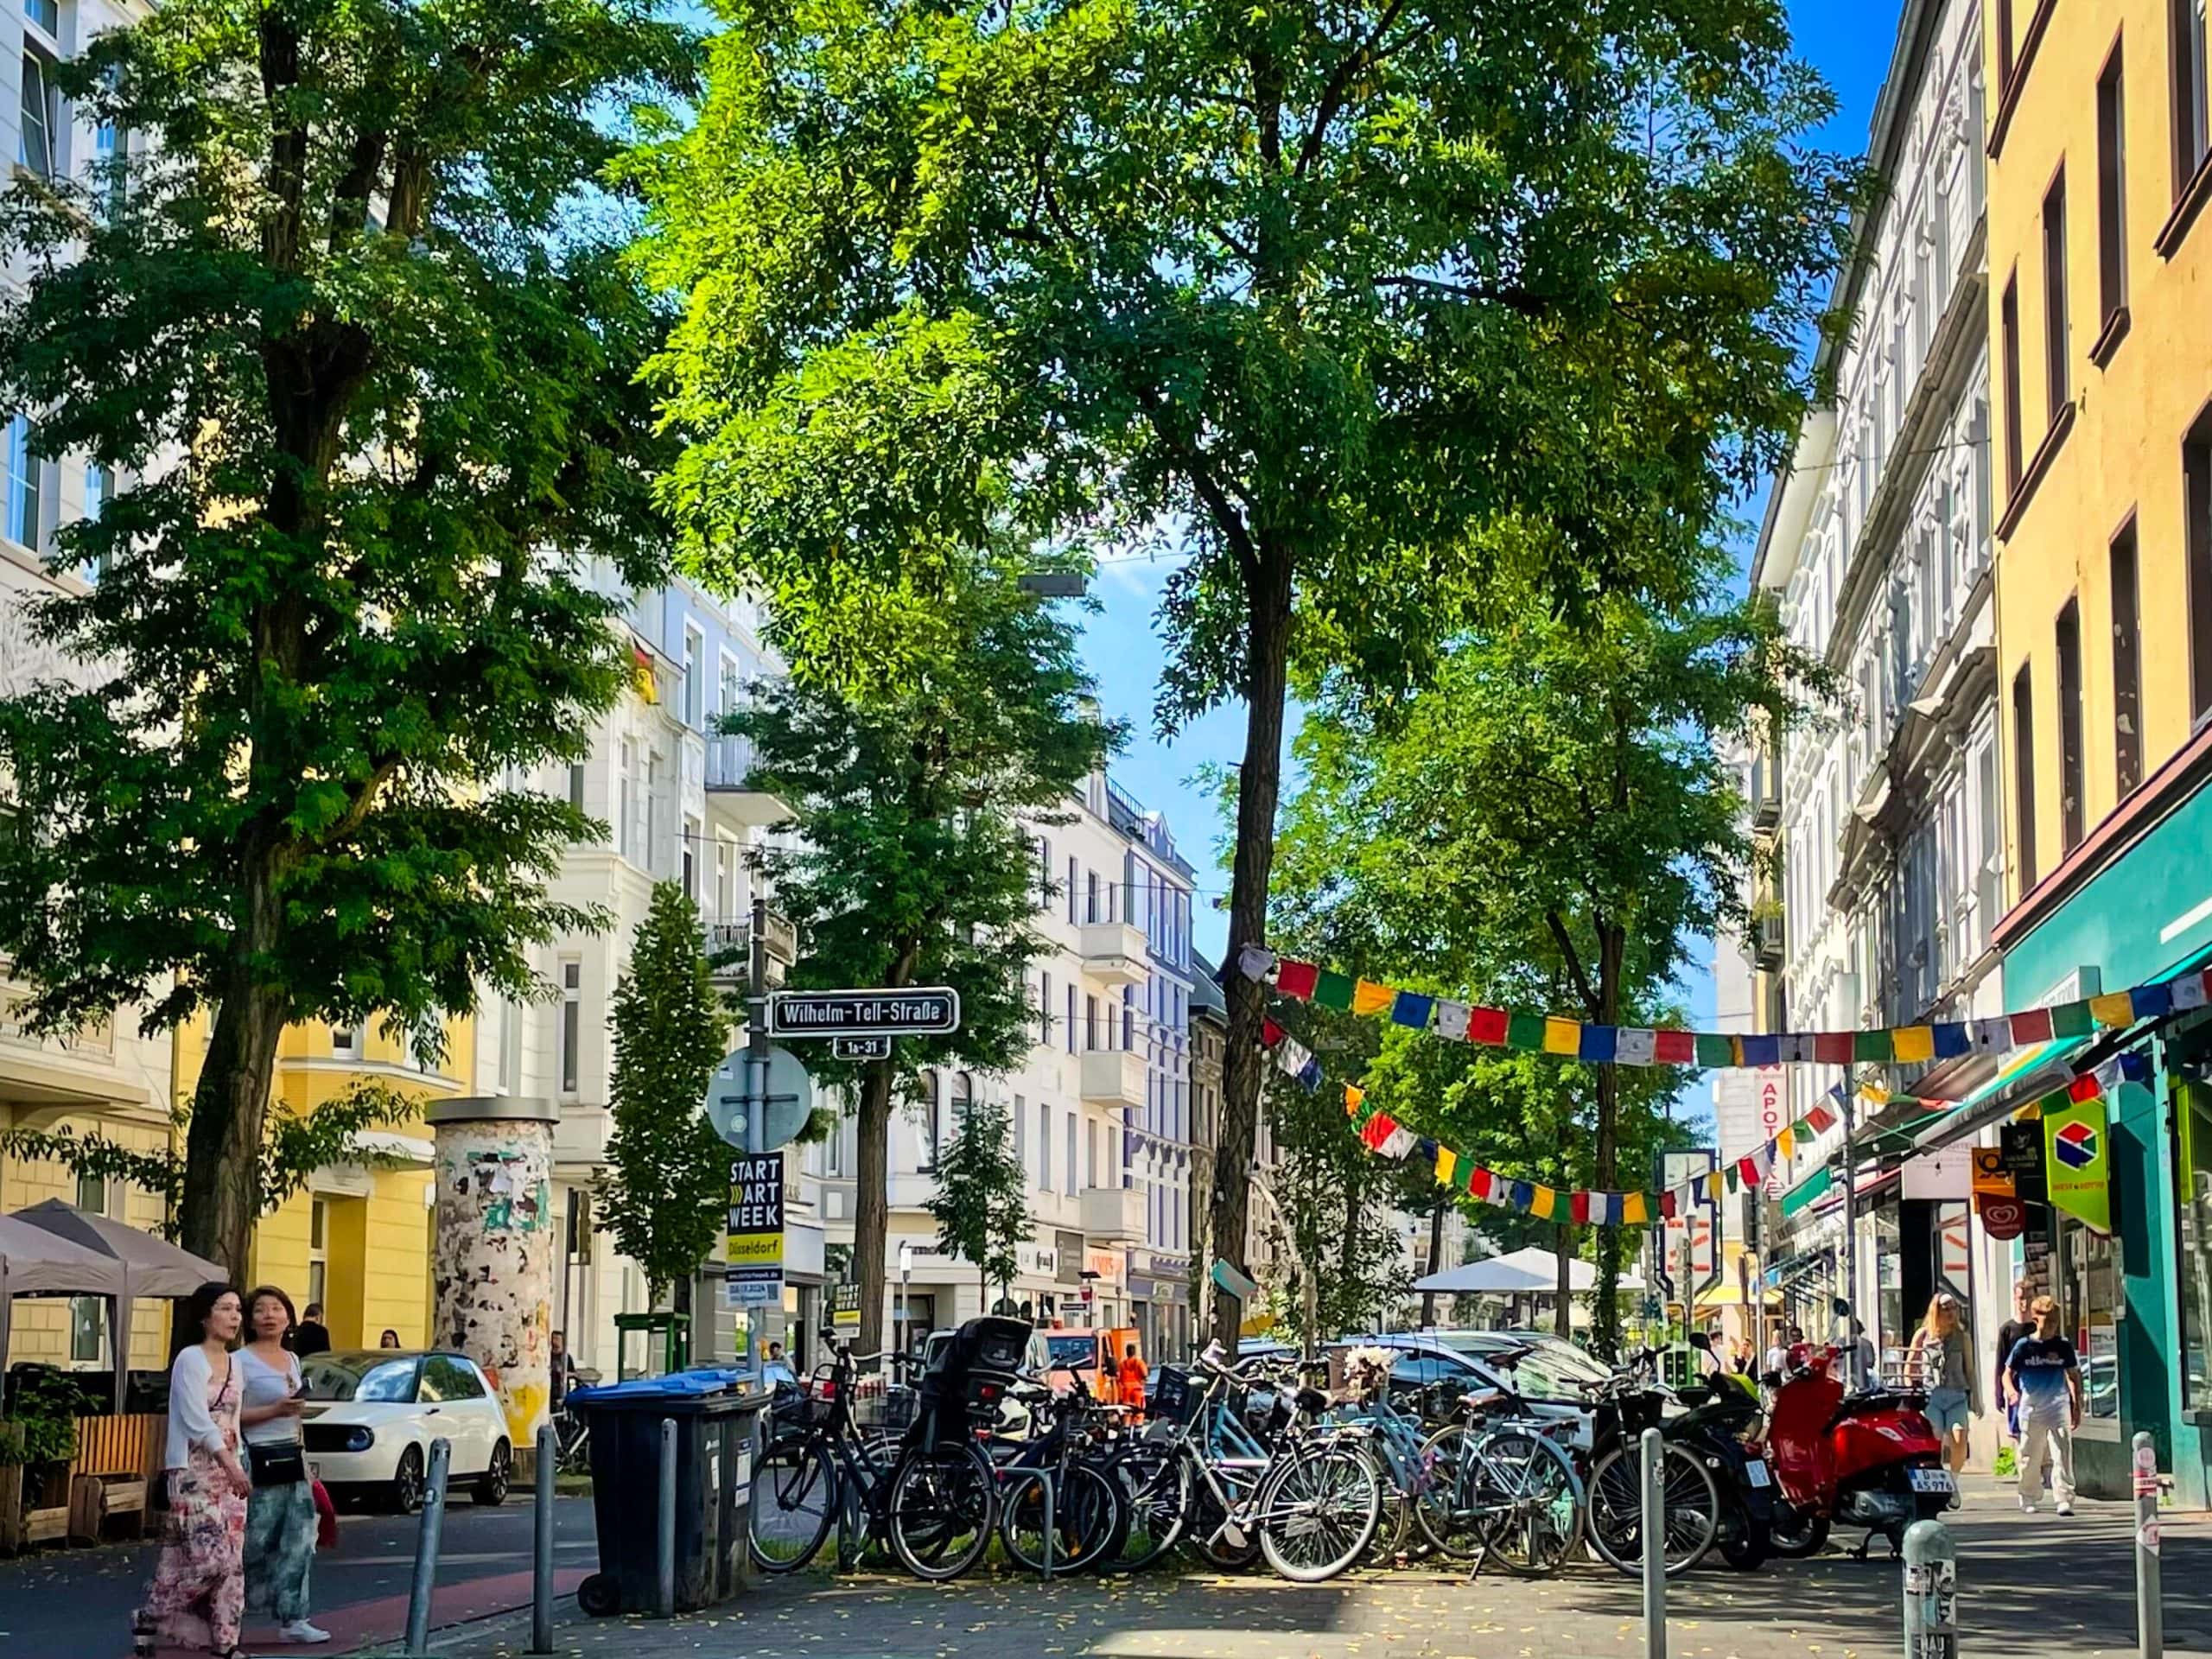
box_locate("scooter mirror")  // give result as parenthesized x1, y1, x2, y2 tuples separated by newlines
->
(1688, 1332, 1713, 1352)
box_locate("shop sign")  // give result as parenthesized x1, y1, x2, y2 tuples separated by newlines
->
(831, 1282, 862, 1332)
(1016, 1243, 1060, 1278)
(1084, 1249, 1124, 1284)
(1999, 1121, 2044, 1177)
(727, 1153, 785, 1268)
(1971, 1147, 2014, 1198)
(1976, 1196, 2027, 1241)
(2043, 1098, 2111, 1235)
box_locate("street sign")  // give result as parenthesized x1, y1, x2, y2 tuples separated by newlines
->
(831, 1282, 862, 1332)
(703, 1045, 814, 1153)
(831, 1034, 893, 1061)
(769, 988, 960, 1039)
(723, 1267, 782, 1309)
(727, 1152, 785, 1273)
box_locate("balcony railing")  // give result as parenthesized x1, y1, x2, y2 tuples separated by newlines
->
(1079, 1047, 1146, 1109)
(703, 734, 791, 827)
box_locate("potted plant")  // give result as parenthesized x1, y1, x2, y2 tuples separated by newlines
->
(0, 1370, 91, 1554)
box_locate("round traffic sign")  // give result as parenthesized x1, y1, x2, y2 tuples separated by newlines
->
(703, 1045, 817, 1152)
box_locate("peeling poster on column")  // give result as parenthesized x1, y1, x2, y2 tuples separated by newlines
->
(726, 1152, 785, 1308)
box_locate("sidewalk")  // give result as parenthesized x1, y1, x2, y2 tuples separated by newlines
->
(365, 1485, 2211, 1659)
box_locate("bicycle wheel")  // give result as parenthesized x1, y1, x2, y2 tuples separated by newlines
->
(1000, 1463, 1122, 1575)
(1361, 1447, 1418, 1564)
(1585, 1441, 1719, 1576)
(1471, 1426, 1585, 1578)
(887, 1440, 999, 1582)
(747, 1435, 837, 1573)
(1109, 1442, 1194, 1572)
(1255, 1443, 1382, 1583)
(1185, 1468, 1264, 1572)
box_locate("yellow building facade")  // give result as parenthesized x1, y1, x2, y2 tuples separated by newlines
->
(1983, 0, 2212, 1503)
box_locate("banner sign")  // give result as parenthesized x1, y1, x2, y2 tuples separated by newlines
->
(2043, 1099, 2111, 1236)
(727, 1152, 785, 1268)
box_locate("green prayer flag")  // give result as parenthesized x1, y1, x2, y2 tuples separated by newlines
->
(1505, 1012, 1547, 1050)
(1313, 970, 1355, 1011)
(1853, 1028, 1894, 1064)
(2048, 1000, 2094, 1039)
(1694, 1033, 1735, 1068)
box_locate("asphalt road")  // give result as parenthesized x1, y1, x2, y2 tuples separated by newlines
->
(0, 1492, 598, 1658)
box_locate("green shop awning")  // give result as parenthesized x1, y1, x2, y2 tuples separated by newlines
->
(1904, 1034, 2095, 1157)
(1780, 1165, 1833, 1217)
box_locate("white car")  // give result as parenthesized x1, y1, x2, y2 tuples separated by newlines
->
(299, 1350, 514, 1512)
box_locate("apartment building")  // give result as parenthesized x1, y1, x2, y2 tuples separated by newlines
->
(1750, 0, 2009, 1420)
(1973, 0, 2212, 1503)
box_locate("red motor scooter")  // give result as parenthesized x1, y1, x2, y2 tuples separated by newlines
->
(1762, 1343, 1952, 1560)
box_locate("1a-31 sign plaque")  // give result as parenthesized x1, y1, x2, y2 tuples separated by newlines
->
(769, 988, 961, 1039)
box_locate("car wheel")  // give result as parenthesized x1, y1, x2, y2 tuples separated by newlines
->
(475, 1440, 512, 1505)
(391, 1444, 426, 1515)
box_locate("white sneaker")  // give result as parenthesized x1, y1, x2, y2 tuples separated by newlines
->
(280, 1620, 331, 1645)
(2019, 1497, 2037, 1513)
(2056, 1502, 2074, 1517)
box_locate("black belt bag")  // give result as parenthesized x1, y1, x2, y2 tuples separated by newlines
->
(248, 1440, 308, 1486)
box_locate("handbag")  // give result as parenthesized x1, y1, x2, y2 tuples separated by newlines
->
(248, 1440, 308, 1486)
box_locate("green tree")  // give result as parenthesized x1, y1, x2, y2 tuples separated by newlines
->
(627, 0, 1858, 1348)
(728, 558, 1113, 1353)
(599, 882, 734, 1312)
(1271, 567, 1817, 1352)
(0, 0, 691, 1279)
(925, 1093, 1031, 1306)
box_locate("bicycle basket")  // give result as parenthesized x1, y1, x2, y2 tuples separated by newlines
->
(1149, 1366, 1197, 1425)
(804, 1377, 842, 1426)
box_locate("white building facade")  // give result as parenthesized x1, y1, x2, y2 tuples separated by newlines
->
(1753, 0, 2011, 1451)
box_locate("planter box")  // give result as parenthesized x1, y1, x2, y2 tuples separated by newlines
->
(0, 1462, 72, 1555)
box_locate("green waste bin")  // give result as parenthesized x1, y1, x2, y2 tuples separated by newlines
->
(569, 1370, 769, 1616)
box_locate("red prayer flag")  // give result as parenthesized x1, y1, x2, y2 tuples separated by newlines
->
(1658, 1190, 1678, 1220)
(1569, 1191, 1591, 1225)
(1262, 1017, 1285, 1048)
(1803, 1103, 1838, 1135)
(2069, 1073, 2101, 1103)
(1466, 1166, 1493, 1199)
(1467, 1006, 1509, 1045)
(1361, 1114, 1396, 1150)
(1274, 959, 1319, 1001)
(1652, 1030, 1697, 1065)
(2010, 1007, 2055, 1044)
(1813, 1032, 1856, 1065)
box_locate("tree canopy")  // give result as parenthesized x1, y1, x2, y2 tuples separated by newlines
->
(0, 0, 692, 1276)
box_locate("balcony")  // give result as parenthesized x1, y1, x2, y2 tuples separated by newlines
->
(702, 914, 796, 986)
(1751, 910, 1786, 972)
(704, 734, 791, 828)
(1079, 1046, 1147, 1109)
(1080, 1184, 1145, 1243)
(1077, 920, 1149, 986)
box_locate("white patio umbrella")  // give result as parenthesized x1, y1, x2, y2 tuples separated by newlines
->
(1414, 1245, 1646, 1295)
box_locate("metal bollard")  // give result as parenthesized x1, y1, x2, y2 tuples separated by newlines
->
(656, 1417, 678, 1619)
(1901, 1519, 1957, 1659)
(2134, 1431, 2163, 1659)
(531, 1423, 556, 1655)
(402, 1437, 453, 1657)
(1640, 1427, 1666, 1659)
(1039, 1468, 1056, 1583)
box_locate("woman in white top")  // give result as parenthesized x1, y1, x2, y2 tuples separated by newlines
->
(135, 1282, 251, 1659)
(238, 1286, 327, 1644)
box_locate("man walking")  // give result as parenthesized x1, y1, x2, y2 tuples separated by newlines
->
(2006, 1295, 2082, 1516)
(1993, 1280, 2034, 1454)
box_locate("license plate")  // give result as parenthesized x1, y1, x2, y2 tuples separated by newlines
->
(1908, 1467, 1956, 1494)
(1744, 1459, 1770, 1488)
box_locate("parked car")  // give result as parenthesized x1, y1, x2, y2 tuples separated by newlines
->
(299, 1350, 514, 1512)
(1343, 1331, 1599, 1446)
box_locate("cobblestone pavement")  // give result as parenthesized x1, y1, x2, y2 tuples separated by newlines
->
(376, 1485, 2211, 1659)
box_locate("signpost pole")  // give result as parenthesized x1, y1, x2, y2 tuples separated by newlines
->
(746, 894, 771, 1376)
(1841, 1064, 1859, 1389)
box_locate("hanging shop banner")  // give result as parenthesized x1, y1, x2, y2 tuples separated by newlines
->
(2043, 1098, 2112, 1236)
(1971, 1147, 2014, 1198)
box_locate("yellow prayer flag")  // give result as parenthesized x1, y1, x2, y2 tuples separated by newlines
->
(1891, 1026, 1936, 1064)
(2089, 991, 2138, 1028)
(1542, 1017, 1582, 1055)
(1703, 1171, 1725, 1203)
(1622, 1192, 1649, 1225)
(1860, 1083, 1892, 1106)
(1777, 1126, 1796, 1160)
(1344, 1084, 1364, 1118)
(1351, 980, 1395, 1016)
(1435, 1147, 1458, 1185)
(1528, 1185, 1557, 1219)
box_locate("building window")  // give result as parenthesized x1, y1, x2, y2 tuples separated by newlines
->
(2112, 522, 2144, 794)
(1085, 868, 1100, 924)
(331, 1022, 363, 1059)
(76, 1172, 105, 1215)
(1014, 1092, 1026, 1165)
(2056, 596, 2085, 852)
(681, 625, 702, 728)
(69, 1294, 103, 1363)
(2177, 0, 2210, 192)
(2000, 276, 2024, 493)
(1998, 0, 2016, 87)
(1037, 837, 1052, 906)
(2098, 48, 2128, 327)
(2175, 1078, 2212, 1413)
(1065, 1111, 1077, 1197)
(2190, 406, 2212, 722)
(308, 1198, 328, 1311)
(921, 1071, 942, 1171)
(17, 49, 58, 181)
(1039, 970, 1052, 1046)
(560, 960, 582, 1096)
(1086, 1119, 1097, 1188)
(1122, 987, 1134, 1050)
(567, 762, 585, 812)
(951, 1071, 971, 1132)
(1065, 984, 1077, 1055)
(2012, 663, 2039, 893)
(6, 415, 41, 551)
(496, 999, 518, 1094)
(714, 841, 732, 922)
(2042, 170, 2069, 419)
(1066, 856, 1078, 924)
(93, 109, 128, 219)
(681, 814, 699, 898)
(617, 739, 635, 858)
(1039, 1102, 1052, 1190)
(1085, 994, 1099, 1052)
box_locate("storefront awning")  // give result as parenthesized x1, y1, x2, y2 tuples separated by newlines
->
(1904, 1034, 2096, 1157)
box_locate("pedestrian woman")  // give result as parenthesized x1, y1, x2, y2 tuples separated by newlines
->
(134, 1282, 251, 1659)
(238, 1286, 328, 1644)
(1908, 1291, 1976, 1477)
(378, 1329, 402, 1349)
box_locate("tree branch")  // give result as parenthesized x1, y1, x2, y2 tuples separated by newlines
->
(1545, 909, 1601, 1020)
(1294, 0, 1413, 179)
(1376, 274, 1550, 318)
(1132, 385, 1262, 590)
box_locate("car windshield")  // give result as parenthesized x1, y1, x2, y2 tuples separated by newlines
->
(301, 1355, 418, 1403)
(1046, 1335, 1094, 1368)
(1434, 1332, 1613, 1396)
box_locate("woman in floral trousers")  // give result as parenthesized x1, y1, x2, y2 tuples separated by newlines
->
(136, 1282, 253, 1658)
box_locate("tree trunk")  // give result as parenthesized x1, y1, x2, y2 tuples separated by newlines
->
(178, 925, 289, 1287)
(853, 1058, 894, 1356)
(1208, 549, 1294, 1353)
(1591, 923, 1626, 1358)
(1419, 1202, 1445, 1326)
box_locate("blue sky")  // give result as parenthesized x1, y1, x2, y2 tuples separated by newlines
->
(1075, 0, 1906, 996)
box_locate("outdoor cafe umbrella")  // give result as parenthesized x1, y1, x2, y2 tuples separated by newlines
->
(9, 1199, 226, 1408)
(0, 1213, 124, 1405)
(1412, 1245, 1647, 1296)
